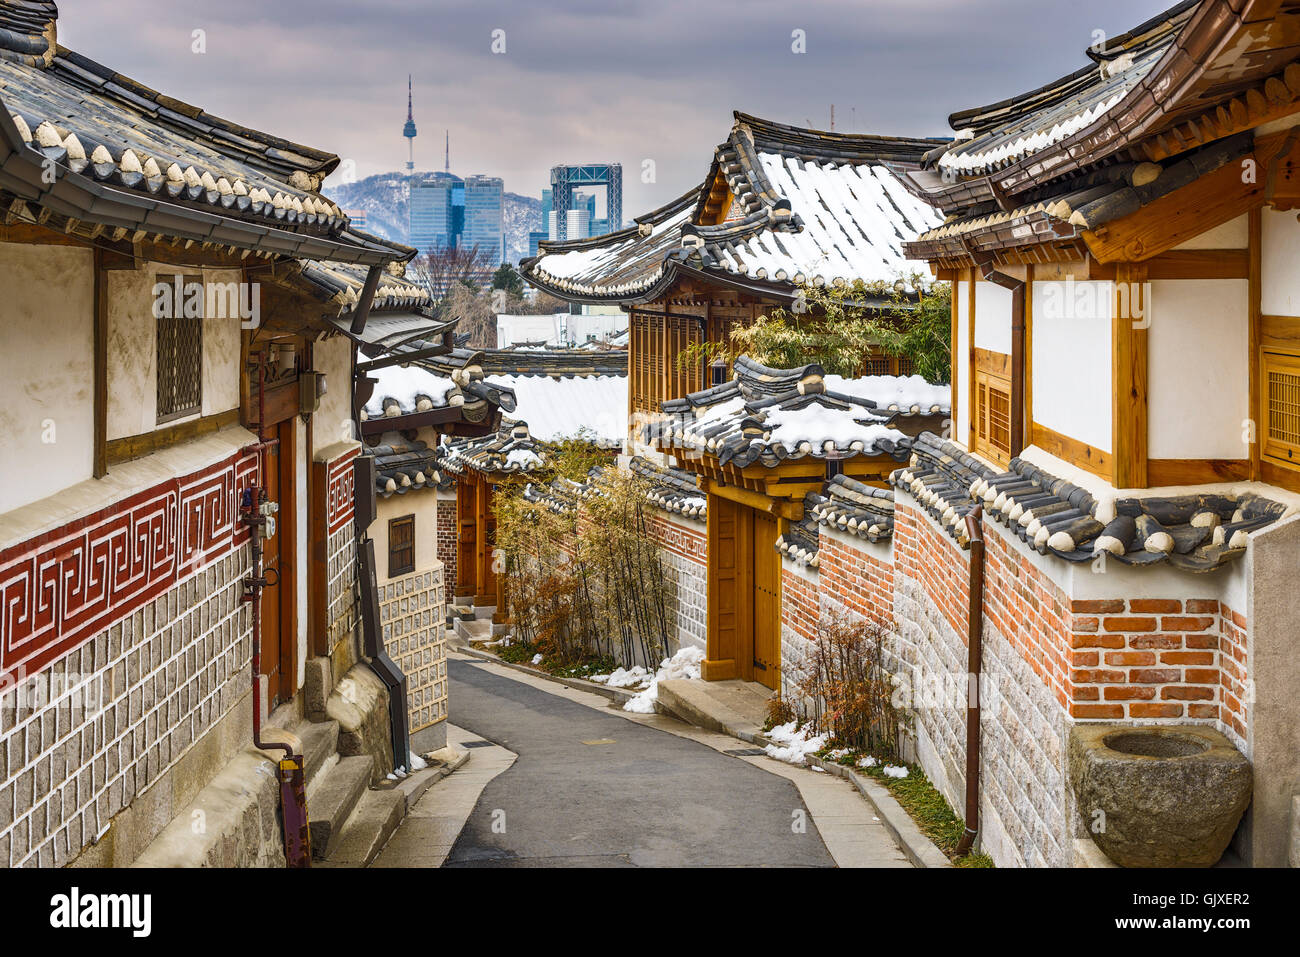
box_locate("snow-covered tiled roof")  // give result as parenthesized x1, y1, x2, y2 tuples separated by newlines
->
(438, 424, 548, 477)
(360, 349, 517, 426)
(521, 113, 945, 304)
(364, 437, 444, 498)
(0, 1, 393, 260)
(487, 374, 628, 446)
(647, 356, 948, 469)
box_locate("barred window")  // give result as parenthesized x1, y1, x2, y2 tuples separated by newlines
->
(389, 515, 416, 578)
(1263, 350, 1300, 469)
(156, 274, 204, 423)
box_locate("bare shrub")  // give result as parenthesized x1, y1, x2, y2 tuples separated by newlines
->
(799, 614, 900, 759)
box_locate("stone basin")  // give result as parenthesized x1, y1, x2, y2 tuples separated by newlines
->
(1068, 725, 1252, 868)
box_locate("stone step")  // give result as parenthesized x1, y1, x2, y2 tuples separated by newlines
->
(299, 719, 341, 789)
(321, 788, 407, 866)
(309, 755, 375, 860)
(453, 616, 492, 646)
(656, 679, 769, 738)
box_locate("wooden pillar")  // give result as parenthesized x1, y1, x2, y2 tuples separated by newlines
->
(1112, 263, 1150, 489)
(1249, 207, 1263, 481)
(474, 476, 496, 608)
(93, 249, 109, 479)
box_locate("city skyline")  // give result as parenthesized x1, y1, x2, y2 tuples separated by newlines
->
(55, 0, 1178, 218)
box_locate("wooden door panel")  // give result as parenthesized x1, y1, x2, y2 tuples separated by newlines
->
(752, 511, 781, 691)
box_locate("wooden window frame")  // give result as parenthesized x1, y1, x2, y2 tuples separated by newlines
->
(972, 348, 1012, 467)
(156, 272, 204, 424)
(1262, 348, 1300, 472)
(388, 514, 416, 578)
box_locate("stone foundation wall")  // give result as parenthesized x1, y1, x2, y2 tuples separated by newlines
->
(379, 565, 447, 742)
(647, 514, 707, 655)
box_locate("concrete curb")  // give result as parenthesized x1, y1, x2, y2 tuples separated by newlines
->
(805, 754, 954, 869)
(452, 646, 639, 707)
(379, 745, 471, 808)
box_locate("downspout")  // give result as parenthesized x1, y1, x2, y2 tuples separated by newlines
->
(349, 264, 385, 336)
(955, 505, 986, 858)
(975, 258, 1027, 456)
(240, 352, 313, 867)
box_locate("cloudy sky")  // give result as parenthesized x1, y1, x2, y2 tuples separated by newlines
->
(58, 0, 1176, 214)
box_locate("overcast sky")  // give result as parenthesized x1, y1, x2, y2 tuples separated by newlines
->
(57, 0, 1176, 214)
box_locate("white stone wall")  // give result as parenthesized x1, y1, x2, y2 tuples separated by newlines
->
(893, 568, 1071, 868)
(0, 550, 253, 867)
(380, 566, 447, 737)
(655, 518, 707, 655)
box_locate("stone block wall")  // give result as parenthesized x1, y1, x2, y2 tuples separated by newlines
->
(0, 450, 258, 867)
(647, 513, 707, 655)
(379, 565, 447, 740)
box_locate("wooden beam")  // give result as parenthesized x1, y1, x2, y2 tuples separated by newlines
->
(1112, 264, 1149, 489)
(1249, 208, 1263, 481)
(1025, 264, 1034, 447)
(1031, 422, 1111, 480)
(1083, 160, 1266, 263)
(1143, 249, 1250, 280)
(106, 408, 243, 467)
(1148, 459, 1252, 486)
(701, 478, 803, 521)
(93, 249, 108, 479)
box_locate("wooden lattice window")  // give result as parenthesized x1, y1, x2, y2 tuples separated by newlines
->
(156, 274, 204, 423)
(975, 370, 1012, 465)
(389, 515, 416, 578)
(1263, 350, 1300, 468)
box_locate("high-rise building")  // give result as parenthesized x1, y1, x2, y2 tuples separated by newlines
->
(565, 207, 591, 241)
(462, 175, 505, 264)
(410, 176, 458, 252)
(549, 164, 623, 241)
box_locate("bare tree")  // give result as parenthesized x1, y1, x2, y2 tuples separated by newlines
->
(411, 244, 497, 302)
(440, 283, 497, 349)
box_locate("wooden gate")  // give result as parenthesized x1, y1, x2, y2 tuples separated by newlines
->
(456, 475, 477, 599)
(752, 510, 781, 691)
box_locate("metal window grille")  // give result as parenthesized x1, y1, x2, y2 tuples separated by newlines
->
(156, 274, 204, 423)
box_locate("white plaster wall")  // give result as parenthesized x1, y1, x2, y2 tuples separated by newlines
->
(373, 490, 439, 585)
(1174, 213, 1249, 250)
(107, 265, 243, 441)
(1261, 207, 1300, 316)
(0, 242, 95, 514)
(954, 280, 971, 448)
(312, 335, 354, 454)
(1032, 280, 1113, 454)
(973, 279, 1013, 356)
(1148, 280, 1249, 461)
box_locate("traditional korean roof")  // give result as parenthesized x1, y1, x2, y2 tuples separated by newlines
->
(364, 437, 443, 498)
(360, 349, 517, 430)
(485, 373, 628, 446)
(895, 434, 1293, 571)
(437, 423, 547, 477)
(776, 506, 822, 569)
(902, 0, 1300, 229)
(521, 112, 945, 304)
(522, 475, 591, 515)
(0, 2, 397, 264)
(647, 356, 948, 469)
(629, 456, 707, 521)
(477, 348, 627, 378)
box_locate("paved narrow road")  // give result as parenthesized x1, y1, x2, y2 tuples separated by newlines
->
(440, 658, 837, 867)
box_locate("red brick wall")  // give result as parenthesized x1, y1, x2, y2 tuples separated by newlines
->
(818, 532, 894, 625)
(1068, 597, 1245, 735)
(781, 565, 820, 644)
(893, 503, 970, 638)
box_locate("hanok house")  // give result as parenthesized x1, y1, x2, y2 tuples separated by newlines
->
(646, 358, 950, 691)
(421, 349, 629, 632)
(0, 2, 419, 867)
(354, 340, 517, 751)
(833, 0, 1300, 867)
(521, 112, 947, 450)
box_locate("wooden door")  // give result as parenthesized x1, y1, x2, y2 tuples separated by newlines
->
(752, 511, 781, 691)
(476, 480, 497, 607)
(704, 495, 749, 681)
(456, 476, 477, 598)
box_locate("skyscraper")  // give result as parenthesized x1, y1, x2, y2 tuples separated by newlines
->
(410, 176, 458, 252)
(462, 175, 505, 264)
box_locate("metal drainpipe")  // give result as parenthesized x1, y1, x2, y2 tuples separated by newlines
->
(239, 353, 313, 867)
(956, 505, 986, 858)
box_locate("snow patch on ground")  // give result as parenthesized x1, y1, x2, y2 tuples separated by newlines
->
(531, 654, 543, 666)
(591, 666, 651, 689)
(763, 721, 828, 764)
(623, 646, 706, 714)
(882, 764, 909, 779)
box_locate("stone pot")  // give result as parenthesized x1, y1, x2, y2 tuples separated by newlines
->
(1068, 725, 1252, 868)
